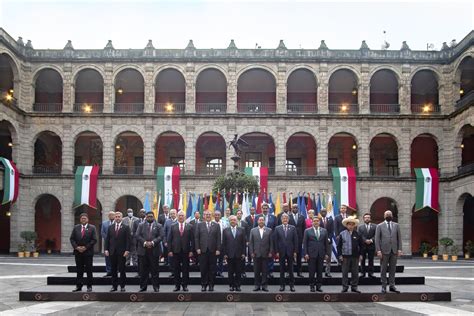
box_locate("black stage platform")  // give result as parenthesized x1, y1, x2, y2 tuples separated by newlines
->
(19, 285, 451, 302)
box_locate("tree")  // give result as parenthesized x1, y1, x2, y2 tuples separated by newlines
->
(213, 171, 259, 194)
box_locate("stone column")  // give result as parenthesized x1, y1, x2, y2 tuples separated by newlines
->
(143, 121, 154, 174)
(317, 125, 328, 175)
(21, 64, 34, 112)
(274, 125, 286, 175)
(276, 63, 287, 114)
(185, 125, 195, 175)
(358, 126, 370, 175)
(61, 186, 74, 252)
(103, 63, 114, 113)
(102, 124, 113, 174)
(359, 64, 369, 114)
(226, 124, 236, 171)
(144, 63, 155, 113)
(399, 128, 411, 176)
(399, 187, 413, 255)
(185, 63, 195, 113)
(16, 121, 32, 173)
(400, 65, 411, 114)
(318, 63, 329, 114)
(62, 64, 73, 112)
(227, 63, 237, 113)
(62, 123, 73, 174)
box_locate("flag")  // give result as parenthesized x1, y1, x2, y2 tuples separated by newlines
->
(289, 192, 293, 209)
(333, 192, 340, 217)
(223, 190, 228, 211)
(316, 193, 322, 213)
(241, 192, 249, 218)
(300, 193, 307, 218)
(204, 193, 209, 210)
(251, 192, 256, 209)
(326, 192, 333, 214)
(156, 166, 180, 210)
(178, 193, 183, 211)
(415, 168, 439, 212)
(0, 157, 19, 205)
(325, 192, 338, 263)
(215, 191, 221, 211)
(282, 192, 287, 204)
(73, 165, 99, 209)
(152, 192, 159, 219)
(143, 192, 151, 213)
(306, 192, 312, 211)
(182, 191, 187, 213)
(191, 193, 198, 215)
(331, 167, 357, 210)
(208, 191, 215, 212)
(245, 167, 268, 195)
(268, 192, 274, 214)
(311, 193, 317, 211)
(274, 192, 281, 217)
(186, 193, 193, 222)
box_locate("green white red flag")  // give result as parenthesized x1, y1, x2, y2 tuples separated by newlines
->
(415, 168, 439, 212)
(0, 157, 19, 205)
(73, 165, 100, 209)
(331, 167, 357, 210)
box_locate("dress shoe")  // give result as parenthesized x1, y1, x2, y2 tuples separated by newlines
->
(253, 286, 261, 292)
(208, 285, 214, 292)
(169, 273, 174, 278)
(290, 285, 295, 292)
(359, 273, 366, 278)
(134, 274, 140, 278)
(229, 286, 234, 292)
(173, 286, 180, 292)
(103, 273, 112, 277)
(310, 286, 315, 292)
(341, 287, 348, 293)
(267, 273, 273, 279)
(381, 287, 387, 293)
(297, 273, 304, 278)
(316, 286, 323, 292)
(120, 287, 126, 292)
(369, 274, 376, 278)
(279, 285, 285, 292)
(153, 286, 159, 292)
(72, 287, 82, 292)
(325, 273, 332, 278)
(351, 288, 361, 293)
(110, 287, 117, 292)
(182, 286, 188, 292)
(139, 288, 147, 292)
(216, 272, 223, 278)
(262, 287, 269, 292)
(235, 287, 241, 292)
(87, 287, 92, 292)
(389, 286, 400, 293)
(201, 286, 207, 292)
(242, 273, 247, 278)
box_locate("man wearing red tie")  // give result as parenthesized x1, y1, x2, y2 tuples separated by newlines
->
(70, 213, 97, 292)
(104, 212, 131, 292)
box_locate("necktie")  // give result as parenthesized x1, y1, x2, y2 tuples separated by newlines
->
(251, 215, 254, 224)
(316, 228, 320, 239)
(367, 224, 370, 232)
(232, 227, 236, 238)
(323, 218, 326, 226)
(387, 222, 392, 234)
(148, 223, 152, 239)
(284, 225, 288, 237)
(81, 225, 85, 238)
(295, 214, 298, 222)
(115, 224, 119, 237)
(180, 223, 184, 236)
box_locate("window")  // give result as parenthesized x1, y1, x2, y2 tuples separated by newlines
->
(245, 152, 262, 167)
(206, 158, 223, 175)
(328, 158, 338, 168)
(286, 158, 301, 175)
(170, 157, 185, 171)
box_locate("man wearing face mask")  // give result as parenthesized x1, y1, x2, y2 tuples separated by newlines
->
(122, 208, 139, 266)
(375, 210, 402, 294)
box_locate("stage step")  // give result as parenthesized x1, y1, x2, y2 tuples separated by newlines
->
(19, 285, 451, 302)
(47, 273, 424, 286)
(67, 264, 405, 273)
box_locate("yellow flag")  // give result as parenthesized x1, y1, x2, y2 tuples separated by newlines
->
(182, 191, 187, 214)
(152, 192, 158, 219)
(275, 192, 281, 217)
(208, 191, 215, 212)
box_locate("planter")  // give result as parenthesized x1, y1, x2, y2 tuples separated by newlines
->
(33, 252, 39, 258)
(17, 252, 24, 258)
(432, 255, 438, 261)
(451, 255, 458, 261)
(423, 253, 428, 258)
(465, 254, 470, 259)
(442, 254, 449, 261)
(24, 251, 31, 258)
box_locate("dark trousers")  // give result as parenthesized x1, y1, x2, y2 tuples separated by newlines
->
(341, 256, 359, 289)
(173, 252, 190, 286)
(279, 254, 295, 286)
(139, 252, 160, 290)
(227, 257, 242, 288)
(254, 257, 268, 287)
(105, 255, 111, 273)
(199, 251, 217, 286)
(308, 257, 324, 286)
(294, 244, 302, 273)
(217, 253, 224, 274)
(75, 254, 93, 288)
(110, 253, 127, 289)
(380, 251, 397, 288)
(361, 246, 375, 275)
(246, 245, 253, 266)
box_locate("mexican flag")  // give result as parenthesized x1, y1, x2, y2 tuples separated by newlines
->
(245, 167, 268, 213)
(0, 157, 19, 205)
(415, 168, 439, 212)
(331, 167, 357, 210)
(73, 165, 100, 209)
(156, 166, 180, 210)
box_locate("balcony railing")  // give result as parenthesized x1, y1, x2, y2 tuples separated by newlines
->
(113, 166, 144, 175)
(455, 90, 474, 109)
(329, 103, 359, 114)
(328, 167, 359, 175)
(73, 103, 104, 113)
(458, 162, 474, 175)
(287, 103, 318, 113)
(73, 165, 102, 174)
(370, 104, 400, 113)
(411, 104, 441, 114)
(155, 102, 185, 113)
(196, 167, 226, 176)
(33, 165, 61, 174)
(33, 103, 63, 112)
(370, 167, 399, 177)
(237, 103, 276, 113)
(285, 167, 317, 176)
(196, 103, 227, 113)
(114, 103, 144, 113)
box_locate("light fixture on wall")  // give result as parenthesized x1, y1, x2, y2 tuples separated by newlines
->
(351, 88, 358, 96)
(115, 145, 121, 149)
(6, 211, 11, 217)
(7, 142, 13, 147)
(165, 103, 174, 112)
(5, 94, 12, 101)
(341, 103, 348, 112)
(117, 87, 124, 95)
(8, 89, 13, 95)
(460, 88, 464, 95)
(422, 104, 431, 113)
(352, 144, 357, 150)
(460, 143, 465, 149)
(83, 103, 92, 113)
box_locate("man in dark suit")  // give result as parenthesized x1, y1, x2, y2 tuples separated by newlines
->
(319, 208, 334, 277)
(222, 215, 246, 292)
(273, 213, 298, 292)
(70, 212, 97, 292)
(132, 209, 146, 277)
(189, 211, 201, 226)
(194, 210, 221, 292)
(163, 209, 177, 269)
(122, 208, 139, 267)
(249, 216, 273, 292)
(244, 207, 256, 267)
(358, 212, 376, 278)
(236, 209, 249, 278)
(334, 204, 349, 237)
(277, 203, 290, 225)
(136, 211, 164, 292)
(255, 203, 277, 278)
(157, 204, 170, 225)
(375, 210, 402, 294)
(168, 210, 194, 292)
(104, 211, 131, 292)
(101, 211, 115, 277)
(337, 216, 364, 293)
(303, 217, 330, 292)
(289, 204, 305, 277)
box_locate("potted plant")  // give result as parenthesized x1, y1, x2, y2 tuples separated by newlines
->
(33, 243, 40, 258)
(431, 246, 438, 261)
(465, 240, 473, 259)
(20, 231, 38, 258)
(439, 237, 453, 261)
(419, 242, 431, 258)
(17, 243, 26, 258)
(45, 239, 56, 254)
(451, 245, 459, 261)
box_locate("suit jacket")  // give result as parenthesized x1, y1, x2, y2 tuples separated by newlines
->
(194, 221, 221, 253)
(168, 222, 194, 254)
(158, 213, 169, 226)
(136, 220, 164, 257)
(273, 224, 299, 257)
(249, 226, 273, 258)
(334, 214, 347, 237)
(336, 230, 364, 257)
(164, 218, 177, 243)
(132, 218, 146, 237)
(70, 224, 98, 256)
(222, 226, 246, 258)
(237, 219, 250, 239)
(358, 223, 376, 250)
(101, 219, 114, 239)
(375, 221, 402, 255)
(277, 212, 291, 225)
(319, 216, 334, 238)
(244, 214, 256, 229)
(254, 213, 277, 231)
(104, 223, 132, 256)
(302, 226, 331, 259)
(122, 216, 139, 236)
(289, 213, 305, 243)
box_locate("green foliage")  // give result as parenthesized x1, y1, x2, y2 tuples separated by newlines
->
(439, 237, 454, 254)
(450, 245, 459, 255)
(20, 231, 37, 244)
(431, 246, 438, 255)
(465, 240, 474, 255)
(213, 171, 259, 194)
(419, 242, 431, 254)
(17, 243, 26, 252)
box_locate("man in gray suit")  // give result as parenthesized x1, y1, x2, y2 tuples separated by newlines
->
(122, 208, 139, 266)
(375, 210, 402, 293)
(303, 217, 330, 292)
(249, 216, 273, 292)
(101, 211, 115, 277)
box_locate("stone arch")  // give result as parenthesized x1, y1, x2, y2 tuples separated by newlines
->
(370, 132, 400, 176)
(326, 130, 360, 148)
(369, 196, 399, 224)
(112, 193, 144, 214)
(112, 126, 146, 144)
(236, 64, 278, 82)
(31, 127, 65, 143)
(285, 131, 317, 175)
(194, 64, 230, 83)
(409, 66, 442, 84)
(71, 65, 106, 83)
(71, 126, 105, 144)
(34, 193, 62, 252)
(327, 65, 361, 84)
(0, 50, 21, 80)
(285, 65, 319, 84)
(112, 64, 146, 80)
(0, 119, 18, 160)
(369, 129, 402, 150)
(284, 130, 318, 150)
(152, 64, 187, 84)
(195, 131, 227, 175)
(368, 65, 402, 83)
(32, 65, 65, 82)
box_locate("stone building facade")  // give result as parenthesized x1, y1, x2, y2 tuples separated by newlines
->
(0, 28, 473, 255)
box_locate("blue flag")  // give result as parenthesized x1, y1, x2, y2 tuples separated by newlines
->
(316, 193, 322, 213)
(143, 192, 151, 213)
(333, 192, 340, 217)
(186, 193, 193, 220)
(300, 193, 307, 218)
(268, 193, 274, 214)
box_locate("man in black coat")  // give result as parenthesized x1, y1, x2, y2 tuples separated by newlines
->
(276, 203, 290, 225)
(358, 212, 376, 278)
(136, 211, 164, 292)
(132, 209, 146, 277)
(157, 204, 170, 225)
(273, 213, 298, 292)
(244, 207, 256, 267)
(194, 210, 221, 292)
(236, 209, 249, 277)
(334, 204, 349, 237)
(319, 208, 334, 277)
(168, 210, 194, 292)
(70, 212, 97, 292)
(105, 211, 131, 292)
(249, 216, 273, 292)
(222, 215, 246, 291)
(289, 204, 305, 277)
